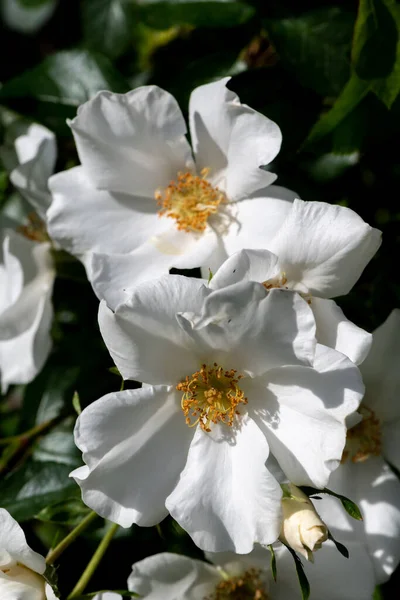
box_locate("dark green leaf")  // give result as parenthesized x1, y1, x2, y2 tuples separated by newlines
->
(18, 0, 53, 6)
(305, 75, 370, 146)
(370, 3, 400, 107)
(266, 8, 355, 96)
(82, 0, 134, 59)
(268, 544, 277, 582)
(138, 1, 255, 29)
(36, 498, 91, 525)
(43, 564, 60, 599)
(327, 531, 349, 559)
(0, 460, 79, 521)
(373, 586, 384, 600)
(352, 0, 398, 80)
(283, 544, 310, 600)
(0, 50, 129, 107)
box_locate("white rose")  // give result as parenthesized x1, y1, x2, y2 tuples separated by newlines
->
(280, 483, 328, 561)
(0, 509, 57, 600)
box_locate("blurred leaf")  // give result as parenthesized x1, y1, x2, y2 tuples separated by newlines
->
(72, 391, 82, 415)
(0, 50, 129, 107)
(304, 152, 359, 183)
(305, 75, 370, 146)
(36, 497, 91, 525)
(266, 8, 355, 96)
(17, 0, 52, 6)
(2, 0, 57, 34)
(0, 460, 79, 521)
(82, 0, 134, 59)
(33, 418, 80, 466)
(370, 3, 400, 108)
(352, 0, 397, 80)
(138, 0, 255, 29)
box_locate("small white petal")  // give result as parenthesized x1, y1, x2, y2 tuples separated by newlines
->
(128, 553, 219, 600)
(72, 386, 195, 527)
(267, 199, 382, 297)
(98, 276, 209, 384)
(166, 416, 282, 553)
(311, 297, 372, 365)
(189, 78, 282, 200)
(0, 509, 45, 574)
(69, 87, 194, 196)
(209, 248, 280, 291)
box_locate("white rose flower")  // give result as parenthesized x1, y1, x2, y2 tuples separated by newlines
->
(0, 122, 55, 221)
(127, 544, 376, 600)
(317, 309, 400, 584)
(279, 484, 327, 561)
(0, 508, 57, 600)
(46, 78, 297, 292)
(206, 200, 381, 365)
(71, 276, 363, 553)
(0, 228, 55, 393)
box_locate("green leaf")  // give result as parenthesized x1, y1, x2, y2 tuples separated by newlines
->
(0, 460, 79, 521)
(82, 0, 134, 59)
(305, 75, 370, 146)
(18, 0, 53, 6)
(370, 3, 400, 107)
(283, 545, 310, 600)
(352, 0, 398, 80)
(36, 498, 92, 525)
(301, 486, 363, 521)
(266, 8, 355, 96)
(0, 50, 129, 107)
(268, 544, 277, 582)
(138, 1, 255, 30)
(72, 391, 82, 416)
(327, 531, 349, 559)
(373, 586, 384, 600)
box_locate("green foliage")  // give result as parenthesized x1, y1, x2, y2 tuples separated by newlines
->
(82, 0, 135, 59)
(266, 8, 355, 96)
(137, 0, 255, 29)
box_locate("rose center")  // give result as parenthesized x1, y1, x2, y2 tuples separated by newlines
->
(342, 406, 382, 463)
(262, 275, 312, 304)
(205, 569, 269, 600)
(177, 363, 247, 432)
(155, 169, 226, 233)
(17, 213, 48, 243)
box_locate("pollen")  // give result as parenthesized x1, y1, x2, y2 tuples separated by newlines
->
(177, 363, 248, 432)
(155, 168, 226, 233)
(17, 213, 48, 243)
(342, 406, 382, 463)
(204, 568, 269, 600)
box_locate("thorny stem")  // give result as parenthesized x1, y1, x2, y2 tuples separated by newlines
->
(46, 511, 99, 565)
(67, 522, 119, 599)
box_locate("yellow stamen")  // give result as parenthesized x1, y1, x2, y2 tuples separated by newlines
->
(262, 273, 312, 304)
(17, 213, 48, 243)
(342, 406, 382, 463)
(204, 568, 269, 600)
(177, 363, 247, 432)
(155, 168, 226, 233)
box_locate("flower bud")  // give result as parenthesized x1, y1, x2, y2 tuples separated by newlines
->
(279, 483, 328, 561)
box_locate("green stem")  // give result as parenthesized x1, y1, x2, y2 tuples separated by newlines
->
(46, 511, 98, 565)
(67, 523, 119, 599)
(0, 415, 64, 446)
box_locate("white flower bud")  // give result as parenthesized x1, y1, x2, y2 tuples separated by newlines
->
(279, 483, 328, 561)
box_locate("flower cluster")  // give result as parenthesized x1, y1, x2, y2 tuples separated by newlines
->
(1, 77, 399, 600)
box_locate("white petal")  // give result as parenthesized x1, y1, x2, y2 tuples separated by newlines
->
(0, 509, 45, 573)
(311, 297, 372, 365)
(221, 187, 295, 257)
(189, 78, 281, 200)
(251, 344, 364, 487)
(267, 199, 382, 297)
(47, 166, 170, 258)
(69, 87, 194, 196)
(72, 386, 195, 527)
(90, 228, 218, 308)
(361, 309, 400, 423)
(382, 419, 400, 473)
(128, 553, 219, 600)
(8, 123, 55, 220)
(91, 594, 121, 600)
(178, 285, 316, 376)
(209, 248, 280, 291)
(166, 416, 282, 553)
(320, 457, 400, 585)
(45, 584, 59, 600)
(98, 275, 208, 384)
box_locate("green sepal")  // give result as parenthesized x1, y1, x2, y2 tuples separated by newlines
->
(327, 531, 349, 559)
(283, 544, 310, 600)
(268, 544, 277, 581)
